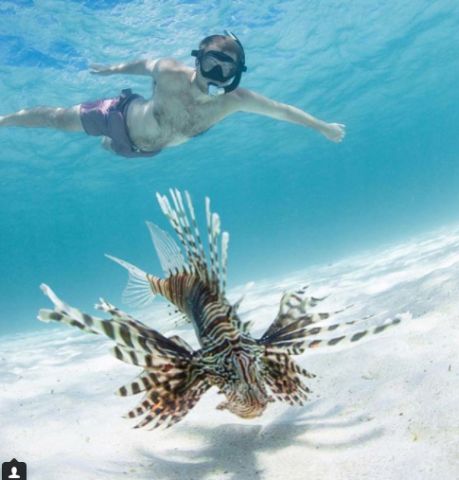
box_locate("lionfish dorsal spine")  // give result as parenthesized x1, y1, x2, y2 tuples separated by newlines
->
(221, 231, 229, 295)
(156, 190, 229, 299)
(205, 197, 221, 288)
(184, 190, 208, 271)
(156, 192, 188, 260)
(157, 190, 207, 280)
(171, 189, 208, 278)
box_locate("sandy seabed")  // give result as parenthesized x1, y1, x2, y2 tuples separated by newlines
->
(1, 227, 458, 480)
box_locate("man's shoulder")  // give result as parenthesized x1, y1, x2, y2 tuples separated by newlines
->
(222, 88, 256, 107)
(154, 58, 194, 88)
(156, 57, 191, 74)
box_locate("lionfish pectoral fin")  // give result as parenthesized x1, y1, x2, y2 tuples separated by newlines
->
(38, 284, 101, 335)
(105, 254, 156, 309)
(95, 298, 116, 313)
(263, 355, 313, 405)
(241, 320, 253, 334)
(128, 375, 211, 430)
(266, 314, 407, 355)
(261, 289, 328, 340)
(167, 335, 194, 353)
(94, 297, 138, 322)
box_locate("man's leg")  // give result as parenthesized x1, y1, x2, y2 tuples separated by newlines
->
(0, 105, 83, 132)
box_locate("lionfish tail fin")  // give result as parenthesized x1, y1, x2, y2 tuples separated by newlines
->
(105, 254, 156, 310)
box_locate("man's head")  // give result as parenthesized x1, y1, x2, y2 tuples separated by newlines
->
(198, 34, 245, 66)
(191, 31, 247, 94)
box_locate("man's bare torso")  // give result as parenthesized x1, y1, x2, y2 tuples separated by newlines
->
(125, 59, 235, 152)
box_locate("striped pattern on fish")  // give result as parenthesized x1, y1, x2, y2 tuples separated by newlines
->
(38, 189, 403, 429)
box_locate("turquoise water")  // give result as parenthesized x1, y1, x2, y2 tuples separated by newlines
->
(1, 0, 459, 335)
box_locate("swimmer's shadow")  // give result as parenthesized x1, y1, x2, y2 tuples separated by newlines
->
(130, 401, 383, 480)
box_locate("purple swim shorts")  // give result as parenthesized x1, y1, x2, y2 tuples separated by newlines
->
(79, 89, 160, 158)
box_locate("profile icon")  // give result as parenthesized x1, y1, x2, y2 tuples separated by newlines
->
(8, 467, 20, 479)
(2, 459, 26, 480)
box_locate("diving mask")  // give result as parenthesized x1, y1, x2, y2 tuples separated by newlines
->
(200, 50, 238, 82)
(191, 31, 247, 94)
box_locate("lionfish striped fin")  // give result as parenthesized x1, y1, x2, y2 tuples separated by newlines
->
(96, 297, 192, 353)
(265, 315, 407, 356)
(171, 189, 205, 269)
(156, 193, 190, 263)
(205, 197, 221, 286)
(132, 379, 211, 430)
(95, 297, 164, 341)
(167, 335, 194, 353)
(111, 344, 188, 370)
(263, 355, 313, 405)
(124, 396, 159, 419)
(38, 284, 100, 335)
(184, 190, 207, 271)
(116, 372, 158, 397)
(95, 298, 136, 320)
(39, 285, 191, 359)
(123, 398, 154, 418)
(262, 288, 333, 340)
(39, 285, 208, 428)
(241, 320, 254, 334)
(156, 190, 229, 298)
(221, 231, 229, 294)
(261, 309, 358, 347)
(157, 190, 207, 277)
(105, 254, 156, 310)
(38, 308, 99, 335)
(146, 221, 185, 276)
(265, 375, 310, 405)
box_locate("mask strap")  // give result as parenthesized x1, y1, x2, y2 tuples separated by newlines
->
(223, 30, 247, 72)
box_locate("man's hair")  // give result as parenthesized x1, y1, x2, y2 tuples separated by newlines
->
(198, 34, 244, 64)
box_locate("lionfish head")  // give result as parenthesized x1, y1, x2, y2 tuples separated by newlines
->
(216, 349, 270, 419)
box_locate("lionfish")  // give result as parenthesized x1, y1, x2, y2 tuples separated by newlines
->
(39, 189, 401, 430)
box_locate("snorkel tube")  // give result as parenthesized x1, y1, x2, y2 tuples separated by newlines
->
(191, 30, 247, 94)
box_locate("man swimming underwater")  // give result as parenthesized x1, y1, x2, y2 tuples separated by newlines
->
(0, 32, 345, 158)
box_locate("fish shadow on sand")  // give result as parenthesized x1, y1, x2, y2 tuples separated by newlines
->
(129, 401, 383, 480)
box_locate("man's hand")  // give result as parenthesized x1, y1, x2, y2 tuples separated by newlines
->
(320, 122, 346, 143)
(89, 64, 114, 76)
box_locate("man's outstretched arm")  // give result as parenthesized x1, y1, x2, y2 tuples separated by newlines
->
(231, 88, 345, 143)
(89, 59, 159, 77)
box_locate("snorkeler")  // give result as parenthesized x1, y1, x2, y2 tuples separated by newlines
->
(0, 32, 345, 158)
